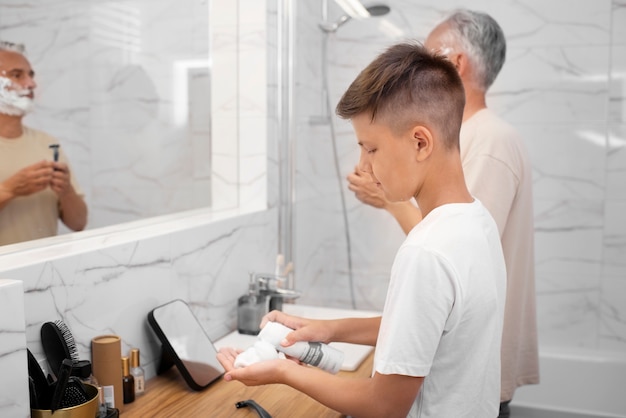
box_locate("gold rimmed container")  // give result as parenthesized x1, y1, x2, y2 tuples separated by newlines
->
(31, 383, 99, 418)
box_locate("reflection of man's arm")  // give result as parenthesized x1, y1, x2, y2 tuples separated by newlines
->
(51, 162, 87, 231)
(0, 161, 54, 210)
(347, 168, 422, 235)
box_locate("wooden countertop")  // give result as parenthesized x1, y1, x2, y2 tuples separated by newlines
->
(122, 352, 374, 417)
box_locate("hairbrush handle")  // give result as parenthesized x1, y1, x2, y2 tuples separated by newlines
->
(50, 358, 73, 412)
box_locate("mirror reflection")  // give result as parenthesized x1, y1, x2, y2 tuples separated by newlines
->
(0, 0, 250, 248)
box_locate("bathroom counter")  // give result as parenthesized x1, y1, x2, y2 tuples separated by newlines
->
(122, 350, 374, 417)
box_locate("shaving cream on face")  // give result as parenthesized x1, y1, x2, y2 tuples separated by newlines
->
(0, 75, 34, 116)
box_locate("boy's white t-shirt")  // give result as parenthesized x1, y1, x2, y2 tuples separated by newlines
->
(374, 199, 506, 418)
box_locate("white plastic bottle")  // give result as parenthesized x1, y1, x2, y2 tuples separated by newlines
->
(259, 321, 344, 374)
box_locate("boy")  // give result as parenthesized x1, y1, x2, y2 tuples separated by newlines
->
(218, 42, 506, 417)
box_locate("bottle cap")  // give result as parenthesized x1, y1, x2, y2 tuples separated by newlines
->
(122, 356, 130, 376)
(130, 348, 141, 368)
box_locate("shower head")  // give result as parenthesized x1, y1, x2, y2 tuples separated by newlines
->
(319, 4, 391, 33)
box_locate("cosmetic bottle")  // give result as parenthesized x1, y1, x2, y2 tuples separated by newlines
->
(237, 275, 269, 335)
(121, 357, 135, 404)
(259, 322, 344, 374)
(92, 335, 124, 412)
(129, 348, 145, 396)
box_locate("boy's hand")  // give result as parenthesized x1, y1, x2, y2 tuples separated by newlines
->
(218, 347, 293, 386)
(347, 166, 389, 209)
(216, 347, 243, 372)
(261, 310, 334, 347)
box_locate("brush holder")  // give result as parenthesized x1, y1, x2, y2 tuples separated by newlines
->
(31, 383, 99, 418)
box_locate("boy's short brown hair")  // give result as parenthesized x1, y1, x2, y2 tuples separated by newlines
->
(336, 42, 465, 150)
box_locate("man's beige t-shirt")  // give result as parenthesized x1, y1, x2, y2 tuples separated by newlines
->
(0, 126, 83, 246)
(460, 108, 540, 401)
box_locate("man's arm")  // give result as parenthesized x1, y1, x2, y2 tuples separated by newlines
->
(51, 162, 87, 231)
(347, 168, 422, 235)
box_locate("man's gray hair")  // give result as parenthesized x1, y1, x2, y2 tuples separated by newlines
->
(0, 40, 26, 54)
(443, 9, 506, 91)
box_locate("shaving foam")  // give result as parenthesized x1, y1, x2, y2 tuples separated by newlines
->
(0, 75, 34, 116)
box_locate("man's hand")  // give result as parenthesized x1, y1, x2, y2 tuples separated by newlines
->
(49, 161, 88, 231)
(0, 160, 54, 200)
(347, 166, 389, 209)
(49, 162, 73, 197)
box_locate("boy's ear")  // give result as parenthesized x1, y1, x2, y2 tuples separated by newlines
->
(411, 125, 434, 162)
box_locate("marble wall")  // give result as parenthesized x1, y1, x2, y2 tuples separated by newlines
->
(0, 280, 28, 416)
(292, 0, 626, 356)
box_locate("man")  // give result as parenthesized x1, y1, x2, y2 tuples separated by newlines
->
(218, 42, 506, 417)
(0, 41, 87, 245)
(347, 10, 539, 417)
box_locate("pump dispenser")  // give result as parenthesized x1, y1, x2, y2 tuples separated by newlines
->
(237, 273, 302, 335)
(237, 274, 269, 335)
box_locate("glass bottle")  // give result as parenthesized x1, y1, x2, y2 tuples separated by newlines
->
(121, 357, 135, 404)
(129, 348, 145, 396)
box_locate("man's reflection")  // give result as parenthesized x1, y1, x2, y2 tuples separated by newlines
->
(0, 41, 87, 246)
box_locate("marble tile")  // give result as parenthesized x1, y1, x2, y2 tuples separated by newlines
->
(612, 0, 626, 46)
(603, 199, 626, 279)
(0, 280, 28, 418)
(607, 124, 626, 199)
(519, 123, 607, 200)
(599, 275, 626, 351)
(489, 0, 611, 47)
(489, 46, 610, 124)
(609, 46, 626, 123)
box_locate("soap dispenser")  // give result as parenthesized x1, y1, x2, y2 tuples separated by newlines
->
(237, 274, 270, 335)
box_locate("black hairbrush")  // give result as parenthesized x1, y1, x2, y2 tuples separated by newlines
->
(41, 320, 79, 379)
(49, 358, 73, 413)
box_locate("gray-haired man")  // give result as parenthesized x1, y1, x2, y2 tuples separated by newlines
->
(347, 10, 540, 417)
(0, 41, 87, 245)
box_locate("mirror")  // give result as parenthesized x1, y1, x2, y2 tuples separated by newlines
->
(148, 299, 225, 391)
(0, 0, 268, 250)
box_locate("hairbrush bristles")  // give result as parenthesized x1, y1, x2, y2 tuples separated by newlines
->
(41, 320, 80, 379)
(54, 320, 79, 361)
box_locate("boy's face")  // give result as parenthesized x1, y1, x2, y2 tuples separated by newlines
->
(353, 113, 420, 202)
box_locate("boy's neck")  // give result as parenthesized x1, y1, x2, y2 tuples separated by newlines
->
(414, 155, 473, 218)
